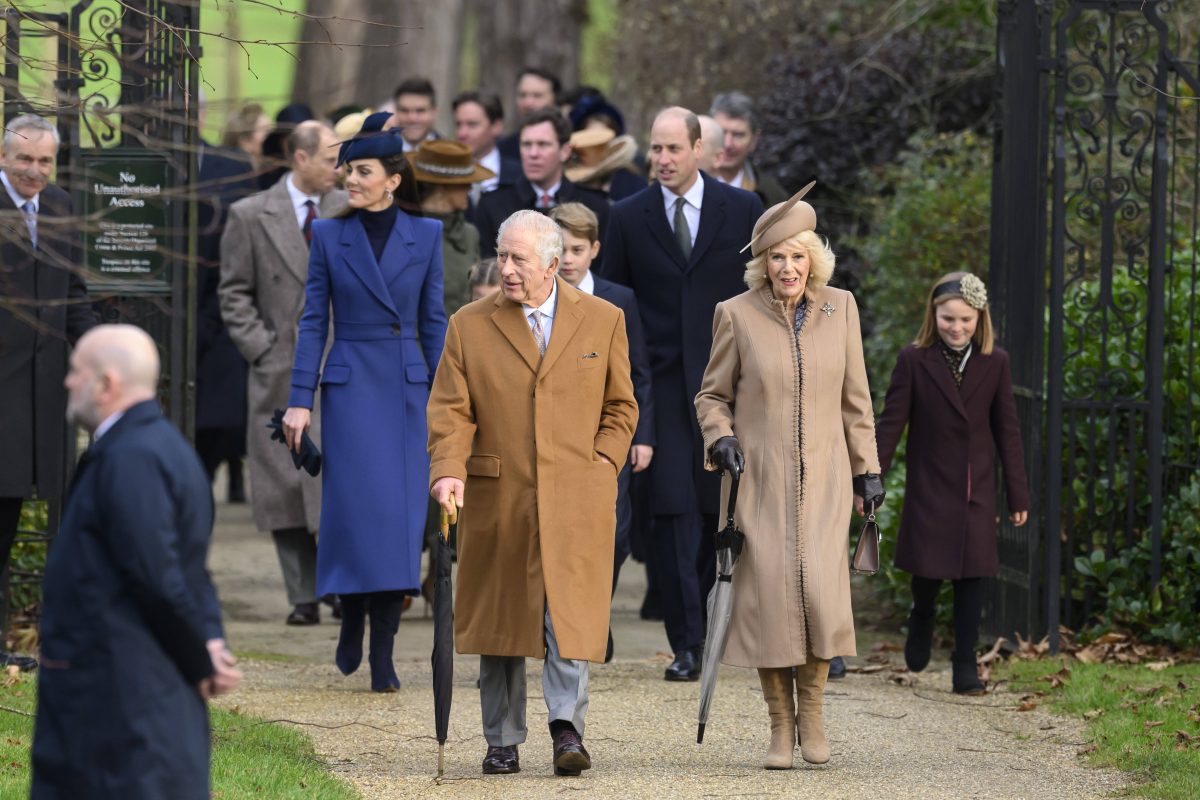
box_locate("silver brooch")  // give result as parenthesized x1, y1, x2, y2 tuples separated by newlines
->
(821, 302, 835, 317)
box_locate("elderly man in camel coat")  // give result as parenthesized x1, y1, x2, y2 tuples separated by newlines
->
(428, 210, 637, 779)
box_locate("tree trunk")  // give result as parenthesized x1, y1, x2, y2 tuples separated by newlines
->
(472, 0, 588, 130)
(293, 0, 465, 134)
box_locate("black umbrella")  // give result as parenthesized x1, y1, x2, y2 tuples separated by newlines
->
(432, 505, 457, 777)
(697, 467, 746, 744)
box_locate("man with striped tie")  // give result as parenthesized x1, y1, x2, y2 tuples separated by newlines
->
(218, 120, 346, 626)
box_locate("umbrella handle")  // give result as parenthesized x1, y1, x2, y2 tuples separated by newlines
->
(439, 506, 458, 541)
(725, 468, 741, 527)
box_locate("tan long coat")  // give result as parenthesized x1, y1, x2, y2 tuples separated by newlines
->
(218, 176, 346, 533)
(695, 286, 881, 667)
(427, 278, 638, 662)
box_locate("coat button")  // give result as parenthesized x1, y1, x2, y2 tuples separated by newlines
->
(391, 323, 400, 336)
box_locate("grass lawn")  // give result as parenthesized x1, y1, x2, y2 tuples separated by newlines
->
(998, 659, 1200, 800)
(0, 673, 357, 799)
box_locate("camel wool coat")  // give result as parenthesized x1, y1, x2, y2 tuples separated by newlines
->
(695, 285, 881, 667)
(427, 277, 638, 662)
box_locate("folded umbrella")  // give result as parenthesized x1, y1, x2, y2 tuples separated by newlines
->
(266, 407, 322, 476)
(697, 466, 746, 744)
(432, 505, 458, 777)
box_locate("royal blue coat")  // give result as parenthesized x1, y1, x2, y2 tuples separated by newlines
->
(289, 210, 447, 596)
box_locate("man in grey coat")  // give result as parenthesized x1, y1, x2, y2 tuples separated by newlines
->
(218, 120, 346, 624)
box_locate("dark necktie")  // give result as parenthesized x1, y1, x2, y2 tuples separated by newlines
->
(539, 192, 554, 209)
(302, 199, 317, 245)
(673, 196, 692, 260)
(22, 200, 37, 248)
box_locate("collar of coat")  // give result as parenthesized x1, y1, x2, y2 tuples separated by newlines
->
(490, 275, 588, 379)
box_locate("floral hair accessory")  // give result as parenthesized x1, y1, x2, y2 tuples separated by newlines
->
(932, 273, 988, 310)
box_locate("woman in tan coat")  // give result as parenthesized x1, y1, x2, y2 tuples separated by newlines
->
(695, 190, 884, 769)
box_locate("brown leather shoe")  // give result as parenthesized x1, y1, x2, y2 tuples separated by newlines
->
(286, 602, 319, 625)
(552, 728, 591, 776)
(482, 744, 519, 774)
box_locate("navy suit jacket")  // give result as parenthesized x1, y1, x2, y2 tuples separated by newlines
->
(598, 173, 762, 515)
(475, 176, 611, 266)
(593, 275, 654, 447)
(33, 401, 221, 800)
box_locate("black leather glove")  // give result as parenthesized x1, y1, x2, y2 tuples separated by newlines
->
(853, 473, 885, 511)
(711, 436, 744, 475)
(267, 408, 323, 476)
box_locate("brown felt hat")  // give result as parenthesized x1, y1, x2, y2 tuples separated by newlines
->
(565, 134, 639, 184)
(742, 180, 818, 256)
(569, 127, 616, 150)
(405, 139, 496, 185)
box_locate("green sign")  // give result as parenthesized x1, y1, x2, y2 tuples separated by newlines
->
(81, 153, 171, 281)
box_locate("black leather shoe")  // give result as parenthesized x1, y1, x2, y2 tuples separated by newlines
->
(552, 728, 591, 776)
(952, 657, 986, 695)
(0, 652, 37, 672)
(322, 594, 342, 620)
(482, 744, 520, 774)
(664, 648, 700, 681)
(286, 602, 320, 625)
(828, 655, 847, 679)
(905, 609, 936, 672)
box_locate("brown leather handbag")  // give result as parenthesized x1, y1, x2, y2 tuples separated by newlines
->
(851, 502, 881, 575)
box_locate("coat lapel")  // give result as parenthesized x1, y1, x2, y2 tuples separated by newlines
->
(641, 185, 687, 270)
(491, 294, 541, 374)
(958, 348, 990, 406)
(339, 215, 399, 316)
(260, 178, 309, 285)
(536, 278, 583, 381)
(687, 174, 724, 271)
(378, 210, 417, 291)
(920, 345, 969, 420)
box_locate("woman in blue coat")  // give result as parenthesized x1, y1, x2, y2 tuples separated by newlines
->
(283, 113, 447, 691)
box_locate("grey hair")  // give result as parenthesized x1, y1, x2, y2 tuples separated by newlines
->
(3, 113, 60, 151)
(496, 209, 564, 268)
(709, 91, 759, 132)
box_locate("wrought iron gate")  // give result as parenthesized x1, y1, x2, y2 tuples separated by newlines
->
(990, 0, 1200, 650)
(2, 1, 199, 633)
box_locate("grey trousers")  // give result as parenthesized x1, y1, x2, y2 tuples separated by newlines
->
(479, 607, 589, 747)
(271, 527, 318, 605)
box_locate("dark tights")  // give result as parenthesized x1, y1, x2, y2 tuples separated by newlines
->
(911, 575, 985, 662)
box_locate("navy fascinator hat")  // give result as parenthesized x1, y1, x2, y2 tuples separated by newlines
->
(336, 111, 407, 167)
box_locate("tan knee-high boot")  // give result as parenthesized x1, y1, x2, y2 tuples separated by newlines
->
(794, 659, 830, 764)
(757, 667, 796, 769)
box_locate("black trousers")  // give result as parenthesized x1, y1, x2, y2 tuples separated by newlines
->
(0, 497, 21, 576)
(911, 575, 986, 662)
(653, 510, 717, 654)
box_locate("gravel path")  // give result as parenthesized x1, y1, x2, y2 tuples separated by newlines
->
(208, 498, 1128, 799)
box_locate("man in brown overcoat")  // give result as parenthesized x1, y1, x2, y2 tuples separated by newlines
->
(428, 210, 637, 778)
(218, 121, 346, 624)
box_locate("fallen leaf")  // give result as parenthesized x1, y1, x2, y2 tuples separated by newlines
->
(1018, 699, 1038, 712)
(1077, 743, 1098, 755)
(1134, 686, 1163, 697)
(871, 642, 902, 653)
(866, 653, 892, 665)
(889, 672, 915, 687)
(1082, 709, 1104, 721)
(1146, 661, 1174, 672)
(1075, 647, 1101, 664)
(850, 664, 886, 674)
(1177, 681, 1189, 692)
(1144, 720, 1166, 730)
(1093, 632, 1128, 645)
(978, 637, 1008, 666)
(1175, 730, 1197, 744)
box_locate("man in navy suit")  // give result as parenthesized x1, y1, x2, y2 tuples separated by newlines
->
(599, 107, 763, 681)
(32, 325, 240, 800)
(475, 108, 610, 263)
(549, 202, 654, 663)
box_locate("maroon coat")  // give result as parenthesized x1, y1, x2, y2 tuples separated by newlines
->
(875, 344, 1030, 579)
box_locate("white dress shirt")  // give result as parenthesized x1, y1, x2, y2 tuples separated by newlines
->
(661, 174, 704, 249)
(716, 167, 746, 190)
(576, 270, 595, 296)
(93, 410, 125, 440)
(522, 278, 559, 348)
(1, 170, 35, 212)
(285, 173, 320, 229)
(534, 179, 562, 208)
(477, 147, 502, 195)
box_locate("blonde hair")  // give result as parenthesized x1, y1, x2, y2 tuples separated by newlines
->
(743, 231, 835, 292)
(548, 202, 599, 244)
(913, 271, 995, 354)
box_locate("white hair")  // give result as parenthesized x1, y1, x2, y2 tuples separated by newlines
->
(3, 113, 60, 151)
(496, 209, 564, 267)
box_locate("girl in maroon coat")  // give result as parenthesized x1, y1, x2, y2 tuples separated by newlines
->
(875, 272, 1029, 694)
